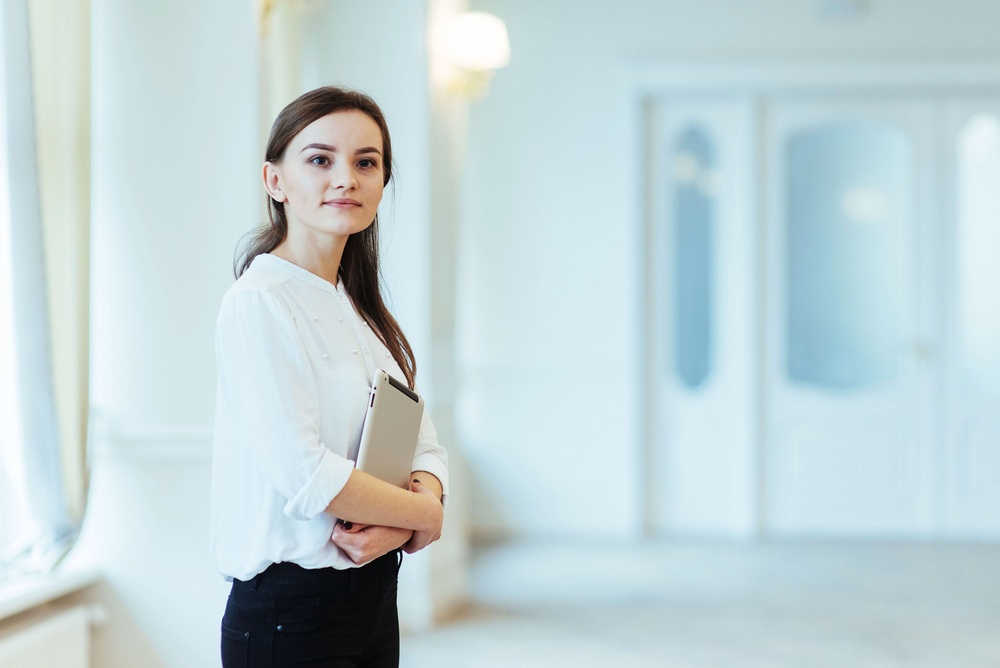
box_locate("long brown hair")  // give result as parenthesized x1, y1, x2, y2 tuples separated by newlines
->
(234, 86, 416, 389)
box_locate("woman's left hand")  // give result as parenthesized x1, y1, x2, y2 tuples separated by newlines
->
(331, 521, 413, 565)
(402, 479, 443, 554)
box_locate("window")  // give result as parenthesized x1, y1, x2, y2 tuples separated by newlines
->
(672, 127, 715, 389)
(785, 120, 911, 390)
(956, 112, 1000, 391)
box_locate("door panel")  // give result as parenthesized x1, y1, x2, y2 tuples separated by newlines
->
(944, 98, 1000, 536)
(649, 97, 756, 537)
(763, 98, 939, 536)
(785, 121, 909, 390)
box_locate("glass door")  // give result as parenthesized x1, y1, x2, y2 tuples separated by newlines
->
(762, 97, 940, 536)
(944, 98, 1000, 537)
(648, 97, 757, 537)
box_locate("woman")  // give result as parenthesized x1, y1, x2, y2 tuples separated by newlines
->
(211, 86, 448, 667)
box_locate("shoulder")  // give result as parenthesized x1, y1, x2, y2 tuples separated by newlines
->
(218, 257, 296, 327)
(225, 255, 295, 300)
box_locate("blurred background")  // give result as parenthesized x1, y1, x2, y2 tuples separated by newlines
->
(2, 0, 1000, 666)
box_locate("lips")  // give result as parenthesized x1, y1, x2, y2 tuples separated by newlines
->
(326, 198, 362, 208)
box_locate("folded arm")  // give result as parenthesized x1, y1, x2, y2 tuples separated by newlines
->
(329, 473, 442, 564)
(324, 468, 442, 531)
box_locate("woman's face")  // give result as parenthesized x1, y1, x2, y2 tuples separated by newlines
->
(265, 109, 385, 239)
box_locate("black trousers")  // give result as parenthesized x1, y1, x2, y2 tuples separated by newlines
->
(221, 550, 402, 668)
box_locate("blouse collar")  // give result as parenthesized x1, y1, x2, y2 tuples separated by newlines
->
(253, 253, 343, 295)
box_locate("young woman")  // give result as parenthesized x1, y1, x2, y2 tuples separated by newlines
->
(210, 86, 448, 667)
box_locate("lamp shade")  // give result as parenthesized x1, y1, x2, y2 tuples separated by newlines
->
(445, 12, 510, 70)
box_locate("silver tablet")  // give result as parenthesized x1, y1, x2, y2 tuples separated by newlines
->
(355, 369, 424, 489)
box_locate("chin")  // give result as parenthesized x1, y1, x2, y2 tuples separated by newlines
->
(312, 214, 374, 237)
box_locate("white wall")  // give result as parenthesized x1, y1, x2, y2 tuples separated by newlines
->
(65, 0, 258, 665)
(455, 0, 1000, 540)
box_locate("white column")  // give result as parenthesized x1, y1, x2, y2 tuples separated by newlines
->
(423, 0, 471, 624)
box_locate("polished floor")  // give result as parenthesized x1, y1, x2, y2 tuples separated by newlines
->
(401, 541, 1000, 667)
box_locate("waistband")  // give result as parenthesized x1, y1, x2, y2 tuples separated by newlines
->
(233, 549, 401, 592)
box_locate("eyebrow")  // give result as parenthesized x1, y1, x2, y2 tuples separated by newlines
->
(299, 143, 382, 156)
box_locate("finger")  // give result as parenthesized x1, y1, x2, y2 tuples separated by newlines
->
(411, 480, 436, 498)
(332, 526, 363, 547)
(405, 538, 427, 554)
(404, 534, 427, 554)
(335, 534, 369, 559)
(331, 530, 353, 549)
(353, 544, 380, 566)
(341, 521, 369, 534)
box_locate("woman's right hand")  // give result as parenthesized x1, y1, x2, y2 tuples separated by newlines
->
(332, 522, 412, 565)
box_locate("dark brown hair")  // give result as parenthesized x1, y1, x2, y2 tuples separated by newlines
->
(234, 86, 416, 389)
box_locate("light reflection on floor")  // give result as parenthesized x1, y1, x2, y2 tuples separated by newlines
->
(401, 541, 1000, 667)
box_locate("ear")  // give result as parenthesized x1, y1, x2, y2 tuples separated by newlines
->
(262, 162, 287, 203)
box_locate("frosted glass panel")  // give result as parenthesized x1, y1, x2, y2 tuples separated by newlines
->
(786, 121, 910, 390)
(957, 113, 1000, 390)
(673, 127, 715, 389)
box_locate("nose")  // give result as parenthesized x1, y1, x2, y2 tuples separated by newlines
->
(330, 160, 358, 191)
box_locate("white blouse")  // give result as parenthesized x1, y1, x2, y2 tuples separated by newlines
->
(210, 253, 449, 582)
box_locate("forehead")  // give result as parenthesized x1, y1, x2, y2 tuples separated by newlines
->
(290, 109, 383, 151)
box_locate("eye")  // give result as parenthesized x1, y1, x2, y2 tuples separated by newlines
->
(358, 158, 377, 169)
(310, 155, 330, 167)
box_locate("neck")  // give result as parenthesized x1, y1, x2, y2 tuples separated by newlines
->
(270, 220, 348, 287)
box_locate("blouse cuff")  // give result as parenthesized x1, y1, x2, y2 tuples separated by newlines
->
(410, 454, 450, 510)
(282, 447, 355, 521)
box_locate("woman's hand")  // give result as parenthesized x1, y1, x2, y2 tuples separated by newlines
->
(332, 521, 412, 566)
(404, 479, 443, 554)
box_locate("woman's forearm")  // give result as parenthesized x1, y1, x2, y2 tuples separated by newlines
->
(324, 468, 442, 531)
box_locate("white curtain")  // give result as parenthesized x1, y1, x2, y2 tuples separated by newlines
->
(0, 0, 82, 575)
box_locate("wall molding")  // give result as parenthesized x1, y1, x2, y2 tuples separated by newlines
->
(89, 421, 213, 462)
(625, 60, 1000, 94)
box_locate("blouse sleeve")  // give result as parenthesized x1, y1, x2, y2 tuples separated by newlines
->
(410, 407, 450, 509)
(216, 288, 355, 521)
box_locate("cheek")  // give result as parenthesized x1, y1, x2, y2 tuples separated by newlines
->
(366, 180, 385, 209)
(288, 170, 325, 202)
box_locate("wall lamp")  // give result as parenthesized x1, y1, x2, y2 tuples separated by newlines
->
(442, 12, 510, 100)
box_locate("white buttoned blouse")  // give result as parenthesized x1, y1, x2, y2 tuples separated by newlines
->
(210, 253, 449, 582)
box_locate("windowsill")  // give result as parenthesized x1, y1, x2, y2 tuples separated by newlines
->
(0, 567, 101, 622)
